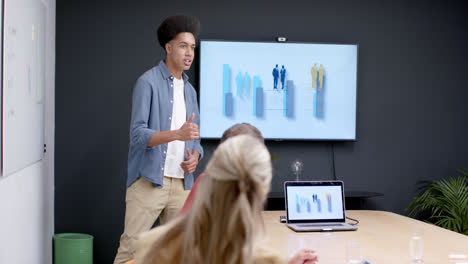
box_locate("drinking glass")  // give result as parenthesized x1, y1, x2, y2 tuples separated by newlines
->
(346, 242, 362, 264)
(409, 226, 424, 263)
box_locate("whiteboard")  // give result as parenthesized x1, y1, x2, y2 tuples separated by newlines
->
(0, 1, 2, 173)
(2, 0, 47, 177)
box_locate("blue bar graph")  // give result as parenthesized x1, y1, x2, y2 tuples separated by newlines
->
(253, 76, 260, 116)
(223, 64, 231, 116)
(284, 80, 295, 118)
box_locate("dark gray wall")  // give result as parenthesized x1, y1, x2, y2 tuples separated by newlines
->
(56, 0, 468, 262)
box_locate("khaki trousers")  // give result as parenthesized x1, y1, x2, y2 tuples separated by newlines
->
(113, 176, 189, 264)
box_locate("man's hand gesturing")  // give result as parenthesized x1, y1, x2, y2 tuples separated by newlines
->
(177, 113, 199, 141)
(180, 148, 199, 174)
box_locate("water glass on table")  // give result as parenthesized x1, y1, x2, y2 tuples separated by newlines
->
(409, 226, 424, 263)
(346, 242, 363, 264)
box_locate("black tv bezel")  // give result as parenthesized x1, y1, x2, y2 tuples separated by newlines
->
(284, 180, 347, 224)
(198, 39, 359, 142)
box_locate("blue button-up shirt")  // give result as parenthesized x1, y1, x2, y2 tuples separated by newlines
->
(127, 60, 204, 189)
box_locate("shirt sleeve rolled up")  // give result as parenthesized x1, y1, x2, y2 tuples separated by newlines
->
(129, 78, 157, 149)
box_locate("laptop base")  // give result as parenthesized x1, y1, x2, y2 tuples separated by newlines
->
(287, 222, 357, 232)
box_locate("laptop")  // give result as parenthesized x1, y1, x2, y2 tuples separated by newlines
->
(284, 181, 357, 232)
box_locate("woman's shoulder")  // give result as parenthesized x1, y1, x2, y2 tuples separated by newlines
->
(134, 221, 177, 264)
(253, 243, 286, 264)
(140, 223, 172, 246)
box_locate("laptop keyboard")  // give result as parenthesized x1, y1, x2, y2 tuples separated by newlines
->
(297, 223, 344, 227)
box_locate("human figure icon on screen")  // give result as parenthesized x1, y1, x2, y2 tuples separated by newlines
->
(312, 194, 322, 213)
(319, 64, 325, 89)
(311, 63, 318, 89)
(235, 72, 243, 97)
(280, 65, 286, 89)
(272, 64, 279, 89)
(326, 193, 332, 212)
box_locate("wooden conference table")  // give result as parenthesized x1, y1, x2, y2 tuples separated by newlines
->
(263, 210, 468, 264)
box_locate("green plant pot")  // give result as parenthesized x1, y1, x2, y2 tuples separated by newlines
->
(54, 233, 93, 264)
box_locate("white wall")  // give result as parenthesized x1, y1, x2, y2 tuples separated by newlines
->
(0, 0, 55, 263)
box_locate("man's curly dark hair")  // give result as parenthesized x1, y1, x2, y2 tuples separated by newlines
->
(157, 15, 200, 49)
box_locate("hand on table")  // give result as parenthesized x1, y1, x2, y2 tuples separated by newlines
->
(288, 249, 318, 264)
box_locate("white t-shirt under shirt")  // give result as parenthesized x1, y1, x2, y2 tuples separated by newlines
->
(164, 77, 186, 179)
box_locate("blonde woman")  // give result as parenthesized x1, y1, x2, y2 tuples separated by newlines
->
(134, 135, 318, 264)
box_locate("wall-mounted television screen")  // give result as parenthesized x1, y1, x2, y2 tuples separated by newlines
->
(199, 40, 358, 140)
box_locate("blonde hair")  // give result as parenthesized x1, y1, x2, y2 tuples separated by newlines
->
(143, 135, 272, 264)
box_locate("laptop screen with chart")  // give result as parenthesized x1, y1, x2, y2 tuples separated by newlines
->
(284, 181, 356, 231)
(285, 181, 346, 223)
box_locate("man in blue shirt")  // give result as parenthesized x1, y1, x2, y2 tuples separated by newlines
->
(114, 15, 204, 264)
